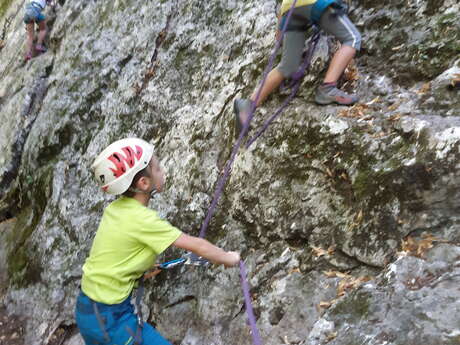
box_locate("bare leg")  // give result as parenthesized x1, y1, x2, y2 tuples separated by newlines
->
(234, 68, 285, 125)
(323, 45, 356, 83)
(315, 45, 359, 105)
(37, 20, 47, 46)
(250, 68, 285, 107)
(26, 23, 35, 55)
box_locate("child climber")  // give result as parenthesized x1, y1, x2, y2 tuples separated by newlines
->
(23, 0, 51, 61)
(234, 0, 362, 134)
(75, 138, 240, 345)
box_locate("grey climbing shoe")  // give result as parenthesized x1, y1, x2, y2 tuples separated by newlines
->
(315, 84, 359, 105)
(233, 98, 252, 138)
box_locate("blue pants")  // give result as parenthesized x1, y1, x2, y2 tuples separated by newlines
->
(23, 4, 45, 24)
(75, 291, 172, 345)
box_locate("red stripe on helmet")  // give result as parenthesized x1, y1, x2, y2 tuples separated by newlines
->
(107, 145, 144, 178)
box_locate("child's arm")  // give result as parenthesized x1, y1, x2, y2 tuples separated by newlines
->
(172, 233, 240, 267)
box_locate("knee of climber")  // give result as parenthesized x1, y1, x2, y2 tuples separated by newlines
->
(342, 29, 362, 52)
(277, 64, 299, 79)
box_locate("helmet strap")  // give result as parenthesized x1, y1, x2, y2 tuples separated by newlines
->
(128, 186, 158, 198)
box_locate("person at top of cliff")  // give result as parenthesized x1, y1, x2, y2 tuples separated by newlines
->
(23, 0, 52, 61)
(75, 137, 240, 345)
(233, 0, 362, 135)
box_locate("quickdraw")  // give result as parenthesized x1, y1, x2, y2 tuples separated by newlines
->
(144, 253, 210, 280)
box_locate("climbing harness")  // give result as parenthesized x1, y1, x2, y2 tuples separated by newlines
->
(311, 0, 348, 24)
(130, 278, 145, 345)
(92, 302, 111, 343)
(129, 253, 209, 344)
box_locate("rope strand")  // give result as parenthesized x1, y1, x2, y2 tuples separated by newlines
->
(196, 2, 312, 345)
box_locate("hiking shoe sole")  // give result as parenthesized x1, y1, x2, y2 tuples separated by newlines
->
(233, 98, 252, 138)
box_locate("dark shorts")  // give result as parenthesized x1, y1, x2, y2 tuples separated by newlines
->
(277, 5, 362, 78)
(23, 4, 46, 24)
(75, 291, 172, 345)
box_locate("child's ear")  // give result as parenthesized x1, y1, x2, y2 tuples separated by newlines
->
(136, 176, 149, 191)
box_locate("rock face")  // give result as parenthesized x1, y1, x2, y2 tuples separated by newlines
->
(0, 1, 459, 345)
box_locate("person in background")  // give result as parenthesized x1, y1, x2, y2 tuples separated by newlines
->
(23, 0, 51, 61)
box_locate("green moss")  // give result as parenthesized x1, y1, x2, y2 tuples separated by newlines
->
(6, 207, 43, 287)
(331, 290, 371, 322)
(0, 0, 14, 19)
(174, 47, 190, 69)
(5, 163, 56, 287)
(437, 12, 457, 25)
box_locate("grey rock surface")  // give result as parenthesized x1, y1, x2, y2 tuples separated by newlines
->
(0, 0, 459, 344)
(306, 244, 460, 345)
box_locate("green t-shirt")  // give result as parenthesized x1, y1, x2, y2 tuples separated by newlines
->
(81, 196, 182, 304)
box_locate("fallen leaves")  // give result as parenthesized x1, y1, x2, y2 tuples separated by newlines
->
(399, 233, 447, 258)
(318, 271, 373, 310)
(318, 300, 335, 309)
(388, 113, 402, 122)
(416, 82, 431, 95)
(346, 210, 365, 232)
(343, 60, 359, 84)
(371, 131, 387, 139)
(366, 96, 381, 105)
(338, 103, 370, 119)
(451, 73, 460, 89)
(323, 270, 351, 279)
(312, 246, 335, 257)
(312, 247, 328, 257)
(387, 102, 400, 111)
(288, 267, 301, 275)
(326, 332, 337, 341)
(337, 276, 372, 297)
(355, 209, 364, 224)
(391, 43, 405, 51)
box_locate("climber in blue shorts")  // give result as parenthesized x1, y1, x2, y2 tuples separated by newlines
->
(23, 0, 51, 61)
(75, 138, 240, 345)
(234, 0, 362, 135)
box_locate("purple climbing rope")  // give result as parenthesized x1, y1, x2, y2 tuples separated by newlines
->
(195, 1, 315, 345)
(240, 261, 262, 345)
(198, 0, 299, 239)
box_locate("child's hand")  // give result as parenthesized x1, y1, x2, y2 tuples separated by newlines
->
(223, 251, 241, 267)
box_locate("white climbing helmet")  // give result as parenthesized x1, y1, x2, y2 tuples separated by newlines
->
(92, 138, 154, 195)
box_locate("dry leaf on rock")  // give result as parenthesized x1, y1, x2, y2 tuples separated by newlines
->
(326, 332, 338, 342)
(339, 103, 370, 119)
(451, 74, 460, 88)
(401, 234, 445, 258)
(416, 82, 431, 95)
(319, 301, 332, 309)
(312, 246, 328, 257)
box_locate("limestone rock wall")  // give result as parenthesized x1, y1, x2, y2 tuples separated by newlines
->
(0, 0, 459, 344)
